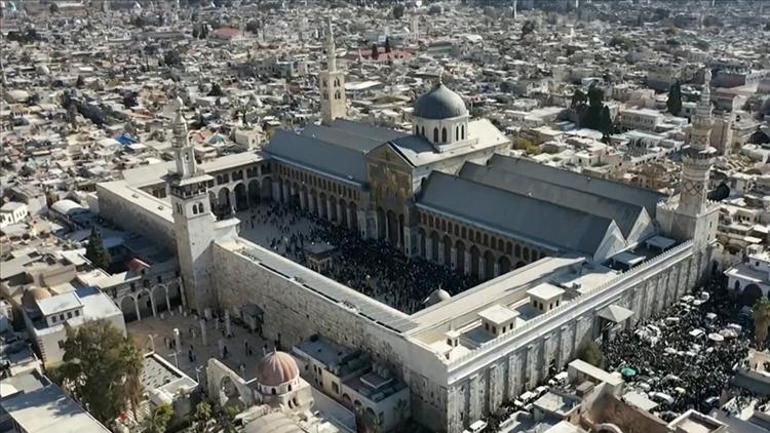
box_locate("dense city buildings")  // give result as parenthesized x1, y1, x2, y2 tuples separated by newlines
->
(1, 1, 770, 433)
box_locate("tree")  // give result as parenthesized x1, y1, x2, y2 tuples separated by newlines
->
(85, 227, 111, 270)
(142, 404, 173, 433)
(163, 50, 183, 67)
(371, 44, 379, 60)
(392, 4, 405, 19)
(54, 320, 143, 424)
(193, 402, 213, 433)
(667, 80, 682, 115)
(578, 340, 604, 367)
(384, 37, 391, 54)
(599, 106, 613, 140)
(521, 20, 536, 38)
(49, 2, 59, 14)
(76, 75, 85, 88)
(123, 91, 139, 108)
(208, 83, 224, 97)
(571, 88, 587, 109)
(753, 298, 770, 349)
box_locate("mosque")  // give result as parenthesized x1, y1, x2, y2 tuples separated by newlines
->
(96, 23, 720, 433)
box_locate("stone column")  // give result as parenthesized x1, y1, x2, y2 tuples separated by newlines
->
(326, 199, 334, 222)
(165, 289, 171, 313)
(173, 328, 181, 351)
(451, 247, 458, 269)
(358, 210, 369, 238)
(314, 195, 321, 216)
(200, 319, 208, 346)
(135, 297, 142, 321)
(479, 256, 487, 280)
(403, 227, 414, 257)
(336, 202, 343, 225)
(426, 236, 433, 261)
(299, 190, 307, 210)
(282, 183, 290, 203)
(150, 296, 157, 317)
(225, 311, 232, 337)
(494, 262, 500, 278)
(438, 242, 445, 265)
(229, 189, 237, 213)
(272, 182, 281, 203)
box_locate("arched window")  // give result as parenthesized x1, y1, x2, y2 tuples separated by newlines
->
(456, 126, 459, 141)
(421, 126, 425, 137)
(461, 124, 465, 139)
(442, 127, 447, 143)
(433, 128, 439, 142)
(272, 388, 277, 395)
(288, 384, 292, 392)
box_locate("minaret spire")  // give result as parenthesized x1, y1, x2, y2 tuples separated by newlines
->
(326, 19, 336, 72)
(172, 97, 197, 179)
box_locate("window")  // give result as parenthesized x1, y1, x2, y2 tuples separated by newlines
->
(272, 388, 277, 395)
(433, 128, 439, 142)
(456, 126, 459, 140)
(75, 310, 80, 317)
(157, 276, 163, 283)
(332, 382, 340, 394)
(461, 124, 465, 139)
(58, 340, 65, 349)
(67, 311, 73, 319)
(442, 127, 447, 143)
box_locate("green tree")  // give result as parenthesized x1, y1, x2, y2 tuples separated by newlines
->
(142, 404, 173, 433)
(49, 2, 59, 14)
(521, 20, 536, 38)
(392, 4, 405, 19)
(76, 75, 85, 88)
(571, 88, 587, 109)
(578, 340, 604, 367)
(85, 227, 111, 270)
(753, 298, 770, 349)
(384, 37, 391, 53)
(371, 44, 379, 60)
(54, 320, 144, 424)
(667, 80, 682, 115)
(208, 83, 224, 97)
(193, 402, 213, 433)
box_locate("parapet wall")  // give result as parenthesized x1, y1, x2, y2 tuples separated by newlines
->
(96, 182, 176, 252)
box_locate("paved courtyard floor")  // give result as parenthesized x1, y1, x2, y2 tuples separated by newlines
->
(127, 309, 272, 384)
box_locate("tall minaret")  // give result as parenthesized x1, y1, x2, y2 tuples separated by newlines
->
(166, 98, 217, 313)
(670, 69, 718, 249)
(319, 20, 347, 125)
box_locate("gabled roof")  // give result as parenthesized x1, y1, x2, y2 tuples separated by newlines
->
(417, 172, 622, 256)
(459, 161, 648, 237)
(263, 130, 368, 184)
(486, 154, 665, 216)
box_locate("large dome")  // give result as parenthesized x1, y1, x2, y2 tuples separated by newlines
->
(413, 83, 468, 120)
(256, 350, 299, 387)
(427, 288, 451, 306)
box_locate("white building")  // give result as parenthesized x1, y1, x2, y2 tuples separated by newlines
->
(20, 287, 126, 367)
(0, 202, 28, 228)
(725, 246, 770, 300)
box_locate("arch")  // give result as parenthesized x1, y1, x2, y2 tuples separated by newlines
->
(515, 261, 526, 269)
(151, 284, 169, 314)
(329, 196, 338, 222)
(348, 201, 358, 230)
(208, 191, 218, 218)
(522, 246, 530, 262)
(418, 228, 427, 258)
(300, 185, 309, 211)
(248, 180, 261, 206)
(514, 244, 521, 258)
(455, 126, 459, 141)
(376, 207, 386, 240)
(135, 289, 154, 319)
(319, 192, 328, 218)
(498, 256, 512, 275)
(120, 296, 138, 322)
(218, 187, 232, 216)
(430, 231, 440, 262)
(261, 176, 273, 201)
(219, 376, 245, 411)
(455, 239, 466, 273)
(461, 124, 465, 139)
(339, 199, 348, 227)
(386, 210, 398, 245)
(470, 245, 481, 278)
(443, 235, 452, 267)
(484, 250, 495, 279)
(741, 284, 763, 306)
(421, 126, 425, 137)
(433, 127, 439, 142)
(234, 183, 248, 211)
(342, 393, 352, 407)
(398, 214, 405, 246)
(442, 127, 447, 143)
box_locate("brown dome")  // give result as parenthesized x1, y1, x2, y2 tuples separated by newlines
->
(22, 288, 51, 309)
(257, 350, 299, 387)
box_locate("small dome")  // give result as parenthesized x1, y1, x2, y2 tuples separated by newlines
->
(257, 351, 299, 387)
(427, 288, 451, 306)
(22, 288, 51, 309)
(414, 83, 468, 120)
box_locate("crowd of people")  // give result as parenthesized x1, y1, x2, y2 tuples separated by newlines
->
(604, 276, 751, 417)
(244, 203, 477, 314)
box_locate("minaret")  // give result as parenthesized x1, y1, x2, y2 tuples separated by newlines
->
(319, 20, 347, 125)
(166, 98, 217, 313)
(669, 69, 718, 249)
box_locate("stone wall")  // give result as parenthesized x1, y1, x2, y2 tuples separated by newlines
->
(97, 182, 175, 252)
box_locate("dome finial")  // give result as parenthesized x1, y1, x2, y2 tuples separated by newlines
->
(437, 70, 444, 87)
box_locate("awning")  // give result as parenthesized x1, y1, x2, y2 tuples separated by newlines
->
(598, 305, 634, 323)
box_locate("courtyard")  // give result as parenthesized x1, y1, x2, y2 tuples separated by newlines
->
(235, 203, 478, 314)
